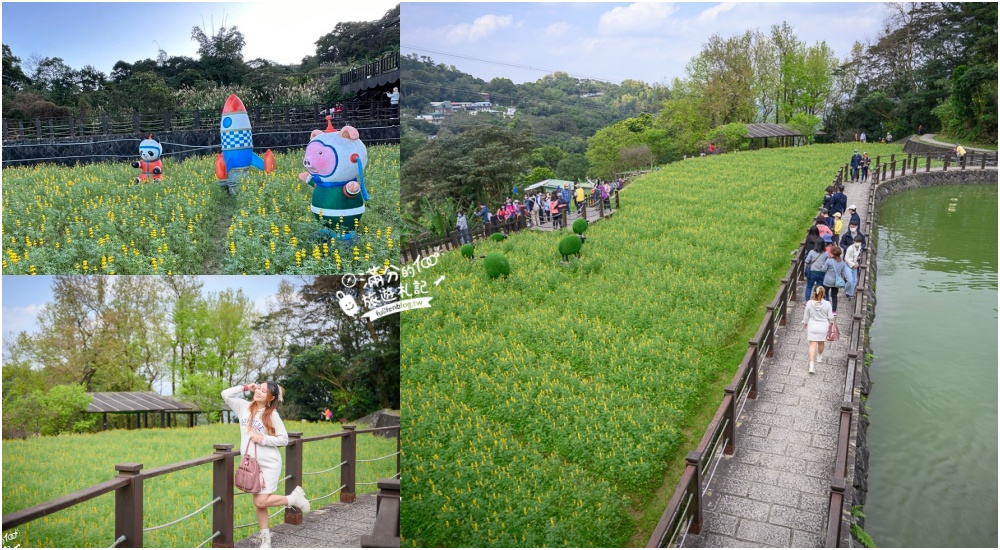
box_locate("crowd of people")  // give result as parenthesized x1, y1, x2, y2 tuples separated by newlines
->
(801, 179, 868, 374)
(454, 178, 625, 243)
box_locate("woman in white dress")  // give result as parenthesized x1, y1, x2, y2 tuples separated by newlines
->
(222, 382, 311, 548)
(802, 286, 834, 374)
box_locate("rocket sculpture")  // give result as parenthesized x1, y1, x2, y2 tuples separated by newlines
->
(215, 94, 275, 194)
(299, 116, 368, 237)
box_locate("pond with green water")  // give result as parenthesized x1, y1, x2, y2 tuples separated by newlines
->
(865, 183, 998, 547)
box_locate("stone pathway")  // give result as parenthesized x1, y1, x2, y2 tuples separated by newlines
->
(236, 493, 376, 548)
(913, 133, 993, 152)
(683, 178, 872, 548)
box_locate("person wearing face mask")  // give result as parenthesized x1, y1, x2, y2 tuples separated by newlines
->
(840, 222, 867, 251)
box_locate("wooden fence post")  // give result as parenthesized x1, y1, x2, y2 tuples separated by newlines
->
(943, 155, 949, 171)
(723, 385, 737, 454)
(285, 432, 304, 525)
(341, 425, 357, 503)
(687, 451, 704, 534)
(926, 154, 931, 172)
(396, 430, 401, 478)
(132, 111, 140, 133)
(615, 189, 620, 210)
(115, 463, 143, 548)
(212, 444, 235, 548)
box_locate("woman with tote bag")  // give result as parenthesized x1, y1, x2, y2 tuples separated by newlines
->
(223, 382, 311, 548)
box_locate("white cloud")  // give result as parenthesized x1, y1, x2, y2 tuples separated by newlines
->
(444, 14, 514, 43)
(544, 22, 571, 39)
(598, 3, 679, 35)
(698, 2, 739, 24)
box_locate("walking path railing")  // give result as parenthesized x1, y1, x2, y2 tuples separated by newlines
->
(1, 424, 400, 548)
(402, 189, 621, 264)
(647, 231, 807, 548)
(834, 151, 998, 187)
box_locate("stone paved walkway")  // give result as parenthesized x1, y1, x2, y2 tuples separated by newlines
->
(236, 493, 376, 548)
(683, 177, 872, 548)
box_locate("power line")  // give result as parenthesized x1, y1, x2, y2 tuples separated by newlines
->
(401, 45, 620, 84)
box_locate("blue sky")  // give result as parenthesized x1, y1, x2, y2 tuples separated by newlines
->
(402, 2, 890, 85)
(1, 275, 307, 348)
(2, 1, 399, 75)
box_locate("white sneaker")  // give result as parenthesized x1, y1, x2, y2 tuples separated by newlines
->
(259, 530, 271, 549)
(817, 353, 824, 364)
(287, 486, 311, 514)
(809, 362, 816, 374)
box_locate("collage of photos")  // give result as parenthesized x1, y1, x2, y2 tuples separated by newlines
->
(2, 2, 402, 548)
(3, 1, 998, 549)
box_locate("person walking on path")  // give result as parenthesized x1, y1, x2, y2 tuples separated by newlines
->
(574, 184, 586, 214)
(223, 382, 311, 548)
(456, 211, 471, 244)
(850, 150, 862, 182)
(832, 211, 843, 235)
(829, 186, 848, 216)
(840, 221, 867, 251)
(822, 245, 850, 314)
(560, 183, 572, 210)
(861, 152, 871, 181)
(847, 205, 861, 228)
(802, 286, 834, 374)
(549, 192, 562, 229)
(844, 239, 863, 298)
(805, 238, 830, 302)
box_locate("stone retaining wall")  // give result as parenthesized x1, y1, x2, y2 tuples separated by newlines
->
(2, 121, 399, 168)
(848, 168, 998, 540)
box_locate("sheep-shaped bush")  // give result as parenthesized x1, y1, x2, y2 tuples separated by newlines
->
(558, 235, 585, 262)
(489, 232, 506, 242)
(484, 252, 510, 279)
(460, 243, 475, 261)
(573, 218, 588, 234)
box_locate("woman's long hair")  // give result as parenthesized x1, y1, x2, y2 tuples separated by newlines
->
(246, 381, 283, 436)
(812, 286, 826, 302)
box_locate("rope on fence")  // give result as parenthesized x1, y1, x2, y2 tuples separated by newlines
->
(356, 479, 384, 487)
(195, 530, 222, 548)
(303, 461, 347, 476)
(666, 491, 694, 548)
(306, 484, 347, 503)
(356, 451, 400, 464)
(143, 496, 221, 532)
(736, 373, 754, 420)
(109, 535, 126, 548)
(234, 507, 285, 530)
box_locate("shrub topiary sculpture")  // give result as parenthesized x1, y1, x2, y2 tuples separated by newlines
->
(559, 235, 584, 261)
(484, 252, 511, 279)
(461, 243, 475, 260)
(490, 232, 506, 242)
(573, 218, 588, 235)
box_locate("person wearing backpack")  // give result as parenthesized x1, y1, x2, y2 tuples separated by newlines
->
(822, 245, 850, 315)
(223, 382, 310, 548)
(804, 237, 830, 303)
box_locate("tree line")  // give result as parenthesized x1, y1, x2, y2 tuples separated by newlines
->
(401, 3, 996, 229)
(1, 5, 399, 120)
(2, 276, 399, 438)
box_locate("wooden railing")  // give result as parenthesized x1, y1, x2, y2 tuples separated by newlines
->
(833, 151, 998, 187)
(647, 232, 807, 548)
(402, 190, 621, 264)
(1, 424, 400, 548)
(360, 478, 401, 548)
(824, 160, 878, 547)
(339, 52, 400, 87)
(2, 99, 398, 143)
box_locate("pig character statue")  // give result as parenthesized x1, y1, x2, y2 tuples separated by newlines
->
(299, 116, 368, 238)
(132, 135, 163, 183)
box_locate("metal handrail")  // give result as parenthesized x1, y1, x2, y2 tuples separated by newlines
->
(356, 451, 400, 464)
(303, 461, 348, 476)
(143, 497, 221, 532)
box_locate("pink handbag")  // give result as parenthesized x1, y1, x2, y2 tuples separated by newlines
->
(826, 321, 841, 342)
(235, 438, 265, 493)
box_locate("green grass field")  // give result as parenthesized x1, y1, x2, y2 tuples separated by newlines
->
(400, 143, 907, 547)
(1, 146, 400, 275)
(1, 422, 398, 547)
